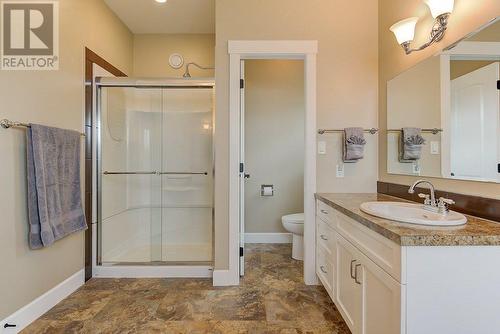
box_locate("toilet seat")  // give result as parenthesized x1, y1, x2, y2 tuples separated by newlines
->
(282, 213, 304, 224)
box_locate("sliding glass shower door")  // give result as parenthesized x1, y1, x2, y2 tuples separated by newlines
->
(98, 83, 213, 265)
(161, 88, 213, 262)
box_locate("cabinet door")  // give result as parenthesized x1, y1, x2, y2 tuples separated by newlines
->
(336, 235, 363, 334)
(361, 255, 403, 334)
(316, 245, 334, 296)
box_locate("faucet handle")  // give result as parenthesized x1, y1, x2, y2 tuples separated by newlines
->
(418, 193, 432, 205)
(439, 197, 455, 205)
(437, 197, 455, 214)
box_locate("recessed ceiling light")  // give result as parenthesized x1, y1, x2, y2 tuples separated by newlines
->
(155, 0, 167, 3)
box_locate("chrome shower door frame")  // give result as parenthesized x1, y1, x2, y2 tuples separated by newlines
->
(94, 78, 215, 278)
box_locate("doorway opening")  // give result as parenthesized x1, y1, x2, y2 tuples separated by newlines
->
(239, 59, 305, 279)
(220, 40, 318, 286)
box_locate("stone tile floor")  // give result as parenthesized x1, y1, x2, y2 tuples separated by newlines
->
(23, 244, 350, 334)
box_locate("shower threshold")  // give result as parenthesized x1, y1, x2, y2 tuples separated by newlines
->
(93, 262, 213, 279)
(103, 260, 213, 266)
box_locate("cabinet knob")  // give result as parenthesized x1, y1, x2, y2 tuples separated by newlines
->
(320, 209, 329, 214)
(320, 234, 328, 241)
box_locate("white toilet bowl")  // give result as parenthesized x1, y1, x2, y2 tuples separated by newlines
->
(281, 213, 304, 260)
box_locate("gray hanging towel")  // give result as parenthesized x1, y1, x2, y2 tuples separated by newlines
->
(27, 124, 87, 249)
(343, 127, 367, 163)
(399, 127, 426, 162)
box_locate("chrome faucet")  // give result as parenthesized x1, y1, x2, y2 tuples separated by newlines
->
(408, 180, 455, 214)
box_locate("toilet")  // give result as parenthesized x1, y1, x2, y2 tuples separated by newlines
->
(281, 213, 304, 260)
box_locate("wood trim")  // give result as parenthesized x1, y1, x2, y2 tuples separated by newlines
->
(84, 47, 126, 281)
(377, 181, 500, 223)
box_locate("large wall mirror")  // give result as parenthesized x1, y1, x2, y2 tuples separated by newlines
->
(387, 17, 500, 183)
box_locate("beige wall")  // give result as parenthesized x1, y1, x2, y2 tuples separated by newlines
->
(450, 60, 497, 80)
(133, 34, 215, 77)
(244, 60, 304, 233)
(387, 56, 441, 129)
(0, 0, 133, 319)
(379, 0, 500, 199)
(215, 0, 379, 269)
(469, 18, 500, 41)
(387, 56, 442, 177)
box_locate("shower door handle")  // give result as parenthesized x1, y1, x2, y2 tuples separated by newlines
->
(159, 172, 208, 175)
(103, 171, 209, 176)
(102, 171, 158, 175)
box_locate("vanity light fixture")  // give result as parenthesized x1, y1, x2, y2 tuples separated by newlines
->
(390, 0, 454, 55)
(155, 0, 167, 3)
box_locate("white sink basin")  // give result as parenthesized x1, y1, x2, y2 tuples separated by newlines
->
(360, 201, 467, 226)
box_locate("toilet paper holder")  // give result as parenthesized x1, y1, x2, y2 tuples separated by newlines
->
(261, 184, 274, 196)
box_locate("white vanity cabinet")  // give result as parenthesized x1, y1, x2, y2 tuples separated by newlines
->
(316, 195, 500, 334)
(316, 200, 403, 334)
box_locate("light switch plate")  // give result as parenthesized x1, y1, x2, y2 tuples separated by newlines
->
(430, 141, 440, 155)
(336, 164, 345, 178)
(318, 141, 326, 154)
(412, 162, 421, 175)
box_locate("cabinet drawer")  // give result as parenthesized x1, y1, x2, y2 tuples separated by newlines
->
(317, 200, 334, 225)
(317, 217, 335, 256)
(334, 210, 402, 283)
(316, 245, 335, 299)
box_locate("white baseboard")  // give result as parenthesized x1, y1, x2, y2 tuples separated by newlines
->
(93, 265, 213, 278)
(1, 269, 84, 333)
(212, 269, 239, 286)
(245, 233, 292, 244)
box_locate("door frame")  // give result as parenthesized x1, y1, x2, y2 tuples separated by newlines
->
(239, 60, 245, 276)
(84, 48, 127, 281)
(219, 40, 318, 286)
(93, 78, 215, 279)
(440, 41, 500, 181)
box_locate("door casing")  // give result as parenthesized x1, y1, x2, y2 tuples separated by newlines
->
(214, 40, 318, 286)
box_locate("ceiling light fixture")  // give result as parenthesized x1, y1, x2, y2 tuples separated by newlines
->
(390, 0, 454, 55)
(155, 0, 167, 3)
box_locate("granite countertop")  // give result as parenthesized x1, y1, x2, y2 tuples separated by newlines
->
(315, 193, 500, 246)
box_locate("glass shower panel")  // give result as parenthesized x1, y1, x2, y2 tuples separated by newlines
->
(100, 87, 163, 263)
(161, 88, 214, 262)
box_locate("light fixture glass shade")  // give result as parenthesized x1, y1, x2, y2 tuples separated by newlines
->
(390, 17, 419, 45)
(425, 0, 454, 18)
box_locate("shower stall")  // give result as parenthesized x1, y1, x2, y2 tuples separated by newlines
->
(94, 78, 214, 277)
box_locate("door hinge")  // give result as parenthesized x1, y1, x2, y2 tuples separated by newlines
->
(240, 79, 244, 89)
(240, 163, 244, 173)
(240, 247, 244, 257)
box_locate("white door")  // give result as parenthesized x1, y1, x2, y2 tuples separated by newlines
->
(361, 253, 403, 334)
(450, 62, 499, 182)
(336, 235, 363, 334)
(239, 60, 246, 276)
